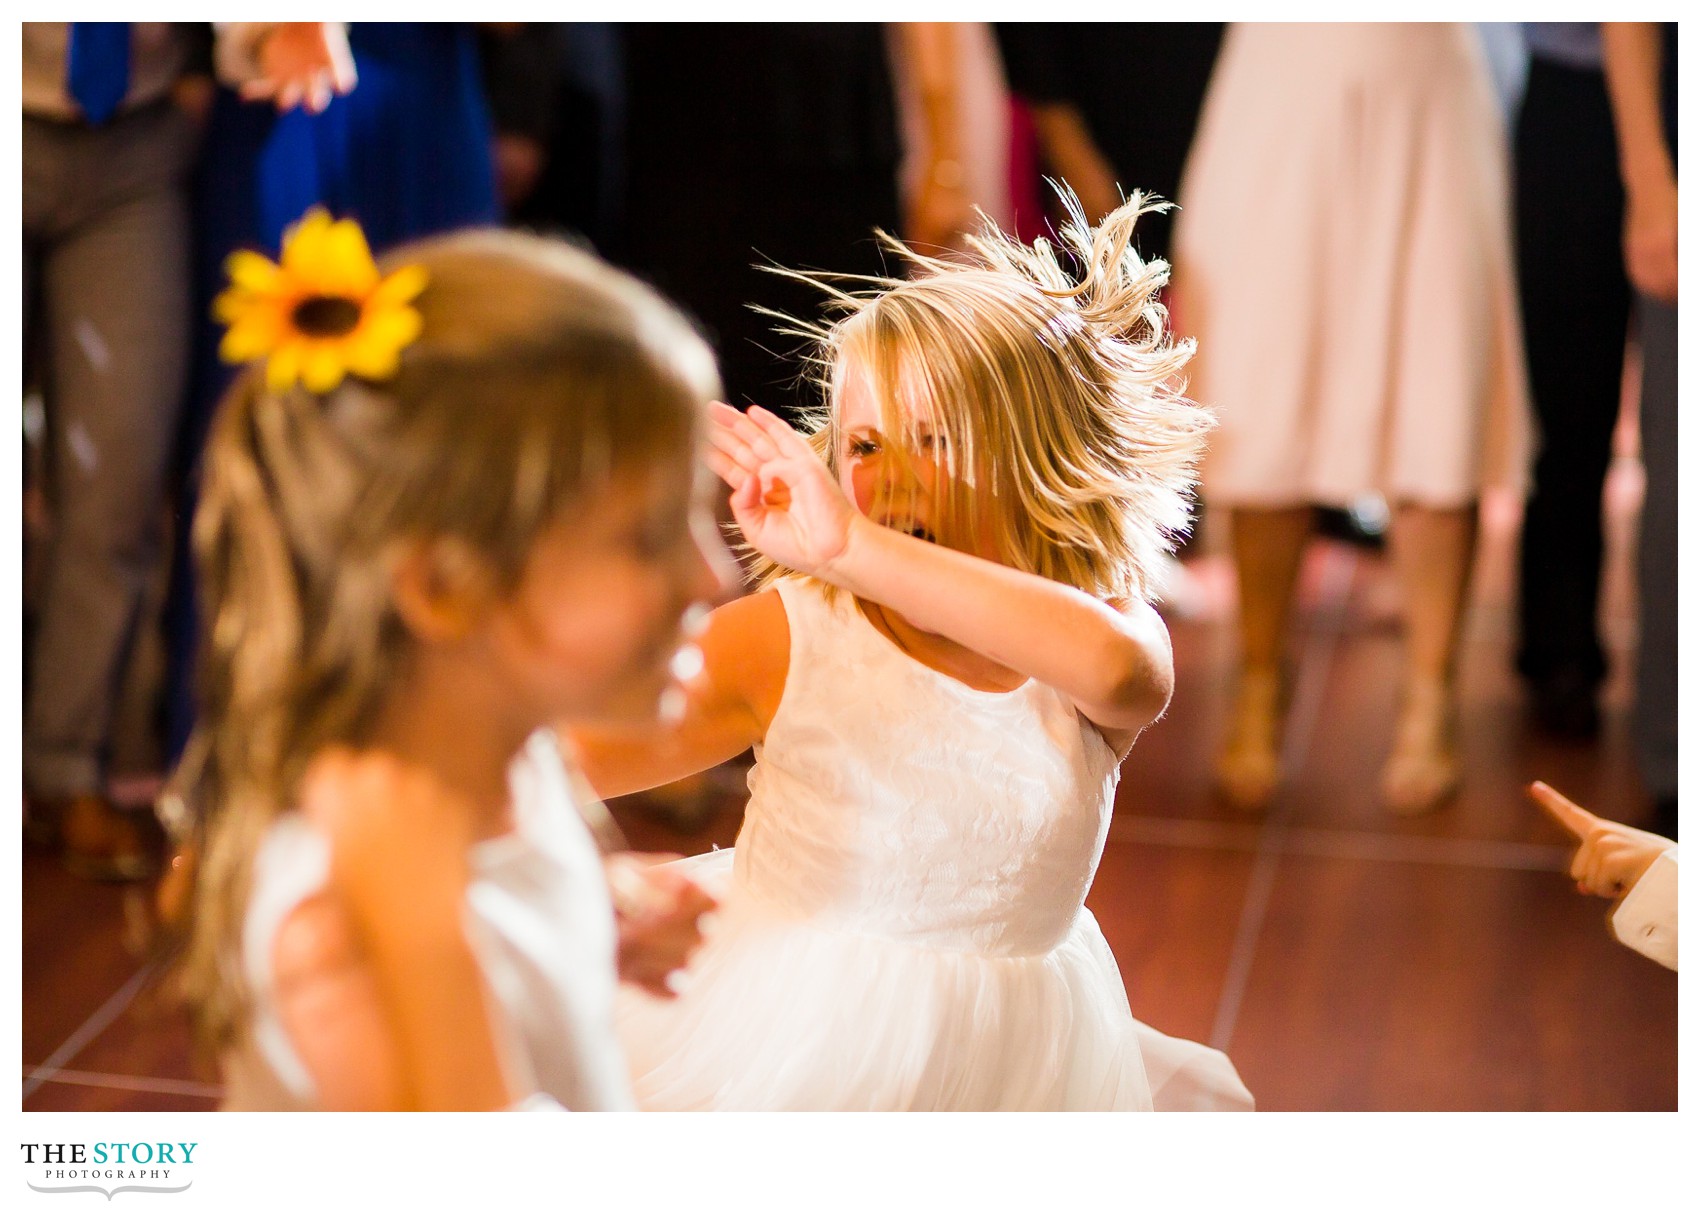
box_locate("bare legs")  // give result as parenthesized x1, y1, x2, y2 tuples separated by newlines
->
(1217, 501, 1479, 814)
(1382, 503, 1477, 813)
(1216, 507, 1311, 810)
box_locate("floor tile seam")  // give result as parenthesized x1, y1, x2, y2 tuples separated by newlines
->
(1208, 545, 1359, 1053)
(22, 1066, 223, 1100)
(1109, 819, 1572, 873)
(22, 962, 158, 1102)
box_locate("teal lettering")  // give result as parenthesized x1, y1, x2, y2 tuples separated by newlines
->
(180, 1144, 197, 1164)
(134, 1144, 153, 1164)
(158, 1144, 176, 1163)
(93, 1144, 107, 1164)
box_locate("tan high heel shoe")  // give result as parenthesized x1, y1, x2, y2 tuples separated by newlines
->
(1215, 667, 1283, 814)
(1382, 677, 1462, 816)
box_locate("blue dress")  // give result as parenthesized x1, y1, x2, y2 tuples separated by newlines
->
(167, 23, 498, 757)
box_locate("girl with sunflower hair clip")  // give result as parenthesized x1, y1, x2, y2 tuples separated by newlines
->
(168, 209, 732, 1110)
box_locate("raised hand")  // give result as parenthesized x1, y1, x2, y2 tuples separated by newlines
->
(243, 23, 357, 114)
(1529, 780, 1672, 899)
(703, 402, 859, 578)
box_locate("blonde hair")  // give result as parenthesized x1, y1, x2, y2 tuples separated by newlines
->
(172, 229, 718, 1055)
(748, 191, 1213, 604)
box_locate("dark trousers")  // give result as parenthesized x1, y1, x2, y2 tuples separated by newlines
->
(1514, 59, 1632, 687)
(22, 103, 195, 796)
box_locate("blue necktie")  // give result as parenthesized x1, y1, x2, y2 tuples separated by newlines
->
(66, 23, 131, 125)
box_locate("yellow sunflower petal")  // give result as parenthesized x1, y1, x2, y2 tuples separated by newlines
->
(369, 264, 430, 307)
(280, 208, 334, 277)
(220, 312, 288, 363)
(320, 219, 381, 295)
(211, 287, 250, 324)
(284, 212, 377, 297)
(301, 342, 351, 394)
(266, 342, 306, 392)
(342, 315, 420, 379)
(225, 249, 284, 294)
(342, 339, 401, 382)
(353, 304, 423, 352)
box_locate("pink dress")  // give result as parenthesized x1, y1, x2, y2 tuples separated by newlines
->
(1174, 23, 1529, 508)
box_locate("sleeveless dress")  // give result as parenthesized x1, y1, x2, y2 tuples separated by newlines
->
(221, 731, 633, 1111)
(615, 578, 1252, 1111)
(1173, 23, 1528, 508)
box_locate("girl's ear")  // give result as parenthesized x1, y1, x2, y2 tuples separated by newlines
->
(389, 537, 496, 643)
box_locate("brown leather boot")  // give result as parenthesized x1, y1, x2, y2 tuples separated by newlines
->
(56, 794, 162, 882)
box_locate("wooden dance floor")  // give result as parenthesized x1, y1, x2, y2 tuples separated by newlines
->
(21, 462, 1676, 1111)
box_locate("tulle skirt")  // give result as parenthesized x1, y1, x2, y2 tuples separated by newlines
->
(615, 850, 1253, 1111)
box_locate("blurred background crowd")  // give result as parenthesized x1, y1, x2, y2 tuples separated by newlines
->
(20, 20, 1676, 882)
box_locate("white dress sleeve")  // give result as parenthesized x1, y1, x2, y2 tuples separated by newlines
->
(1610, 847, 1677, 970)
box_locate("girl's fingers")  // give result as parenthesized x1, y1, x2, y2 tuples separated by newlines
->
(728, 408, 784, 463)
(746, 405, 819, 462)
(705, 423, 758, 471)
(706, 409, 768, 475)
(1582, 844, 1615, 897)
(710, 399, 751, 428)
(702, 446, 747, 491)
(1529, 781, 1598, 840)
(730, 468, 763, 515)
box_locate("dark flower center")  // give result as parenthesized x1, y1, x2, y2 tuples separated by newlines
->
(291, 295, 363, 336)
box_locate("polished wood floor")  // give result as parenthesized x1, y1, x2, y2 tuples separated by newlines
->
(21, 462, 1676, 1111)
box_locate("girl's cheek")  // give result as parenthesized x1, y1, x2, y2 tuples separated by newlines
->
(845, 463, 877, 515)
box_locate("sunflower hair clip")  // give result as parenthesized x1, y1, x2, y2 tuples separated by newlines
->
(214, 208, 428, 394)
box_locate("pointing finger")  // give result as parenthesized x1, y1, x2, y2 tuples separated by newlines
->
(1528, 781, 1597, 840)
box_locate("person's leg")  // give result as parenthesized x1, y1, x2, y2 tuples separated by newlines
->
(1513, 60, 1632, 736)
(1217, 504, 1311, 811)
(1633, 296, 1677, 838)
(1383, 502, 1478, 814)
(24, 109, 192, 876)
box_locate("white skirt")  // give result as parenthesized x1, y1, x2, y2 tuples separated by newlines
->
(615, 849, 1253, 1111)
(1173, 23, 1528, 508)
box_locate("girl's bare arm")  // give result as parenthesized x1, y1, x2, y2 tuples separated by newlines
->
(708, 404, 1172, 749)
(563, 589, 789, 800)
(305, 751, 515, 1111)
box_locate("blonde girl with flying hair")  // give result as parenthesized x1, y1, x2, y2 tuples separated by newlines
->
(171, 213, 731, 1110)
(571, 193, 1254, 1111)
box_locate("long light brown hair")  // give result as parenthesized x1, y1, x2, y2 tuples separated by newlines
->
(748, 191, 1214, 604)
(171, 229, 719, 1055)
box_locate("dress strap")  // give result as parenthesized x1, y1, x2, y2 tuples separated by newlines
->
(520, 728, 624, 852)
(241, 815, 333, 1103)
(771, 575, 850, 673)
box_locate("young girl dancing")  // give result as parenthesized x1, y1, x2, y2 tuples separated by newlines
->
(171, 210, 728, 1109)
(573, 195, 1254, 1111)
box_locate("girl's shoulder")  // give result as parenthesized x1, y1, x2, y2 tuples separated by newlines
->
(700, 584, 792, 736)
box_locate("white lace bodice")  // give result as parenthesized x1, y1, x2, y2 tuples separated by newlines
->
(733, 578, 1121, 957)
